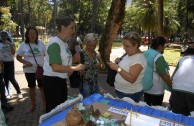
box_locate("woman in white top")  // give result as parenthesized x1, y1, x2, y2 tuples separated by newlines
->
(0, 31, 23, 99)
(16, 27, 46, 113)
(43, 17, 85, 113)
(107, 32, 147, 102)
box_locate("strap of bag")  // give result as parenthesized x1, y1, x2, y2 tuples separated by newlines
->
(120, 53, 127, 60)
(28, 43, 38, 65)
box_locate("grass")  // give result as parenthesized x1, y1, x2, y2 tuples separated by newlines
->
(163, 48, 182, 66)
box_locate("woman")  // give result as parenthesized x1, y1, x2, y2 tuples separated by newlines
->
(143, 36, 172, 106)
(0, 31, 23, 99)
(16, 27, 46, 113)
(107, 32, 147, 102)
(43, 17, 85, 113)
(78, 33, 104, 98)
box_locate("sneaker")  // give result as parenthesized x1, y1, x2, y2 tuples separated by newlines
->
(6, 95, 12, 99)
(18, 93, 23, 99)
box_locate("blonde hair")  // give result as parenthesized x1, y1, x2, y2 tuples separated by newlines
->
(123, 31, 142, 48)
(84, 33, 98, 44)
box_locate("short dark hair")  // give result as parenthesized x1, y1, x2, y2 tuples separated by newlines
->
(56, 17, 75, 32)
(150, 36, 167, 50)
(25, 27, 38, 44)
(184, 48, 194, 55)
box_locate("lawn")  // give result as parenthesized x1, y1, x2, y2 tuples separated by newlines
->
(163, 48, 182, 66)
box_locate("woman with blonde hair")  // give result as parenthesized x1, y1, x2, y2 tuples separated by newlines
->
(78, 33, 104, 98)
(107, 32, 147, 102)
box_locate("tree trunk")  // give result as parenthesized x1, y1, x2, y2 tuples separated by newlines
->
(98, 0, 126, 62)
(157, 0, 163, 36)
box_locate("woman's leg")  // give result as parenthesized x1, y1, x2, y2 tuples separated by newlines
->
(25, 73, 36, 113)
(29, 87, 36, 108)
(43, 76, 67, 113)
(3, 62, 21, 94)
(79, 81, 93, 98)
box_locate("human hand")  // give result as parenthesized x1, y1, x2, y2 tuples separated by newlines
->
(75, 64, 85, 71)
(115, 58, 121, 64)
(93, 63, 101, 69)
(106, 62, 119, 71)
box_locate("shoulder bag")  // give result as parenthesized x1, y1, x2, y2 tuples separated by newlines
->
(29, 43, 44, 80)
(106, 53, 127, 87)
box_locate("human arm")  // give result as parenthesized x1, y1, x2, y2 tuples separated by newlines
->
(156, 57, 172, 87)
(107, 62, 143, 83)
(4, 40, 15, 55)
(16, 55, 33, 67)
(48, 43, 85, 73)
(93, 51, 105, 69)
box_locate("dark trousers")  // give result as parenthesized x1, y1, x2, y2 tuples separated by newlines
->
(171, 90, 194, 116)
(144, 92, 164, 106)
(0, 74, 7, 104)
(3, 61, 21, 94)
(43, 75, 67, 113)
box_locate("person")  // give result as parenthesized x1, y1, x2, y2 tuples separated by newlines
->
(171, 48, 194, 117)
(73, 33, 83, 52)
(77, 33, 104, 98)
(0, 31, 23, 99)
(107, 32, 147, 102)
(143, 36, 172, 106)
(16, 27, 46, 113)
(0, 52, 14, 123)
(43, 17, 85, 113)
(1, 31, 13, 98)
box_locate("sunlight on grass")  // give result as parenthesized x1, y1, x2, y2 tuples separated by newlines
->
(163, 48, 182, 66)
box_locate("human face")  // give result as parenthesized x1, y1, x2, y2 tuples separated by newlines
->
(0, 32, 8, 42)
(158, 45, 166, 54)
(62, 21, 76, 39)
(86, 41, 97, 52)
(122, 39, 138, 56)
(28, 29, 37, 43)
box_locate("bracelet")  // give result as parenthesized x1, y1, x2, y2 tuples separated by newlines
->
(117, 67, 122, 72)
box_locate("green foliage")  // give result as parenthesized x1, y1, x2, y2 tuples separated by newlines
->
(123, 0, 180, 38)
(58, 0, 111, 34)
(0, 7, 17, 31)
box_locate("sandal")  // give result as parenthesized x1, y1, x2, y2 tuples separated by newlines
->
(26, 106, 35, 114)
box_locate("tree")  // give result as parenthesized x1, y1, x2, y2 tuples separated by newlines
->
(0, 7, 17, 31)
(98, 0, 126, 62)
(157, 0, 163, 36)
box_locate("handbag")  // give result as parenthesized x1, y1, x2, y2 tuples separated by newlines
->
(69, 51, 84, 88)
(28, 43, 44, 80)
(106, 53, 127, 87)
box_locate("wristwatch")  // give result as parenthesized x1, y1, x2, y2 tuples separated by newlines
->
(117, 67, 122, 73)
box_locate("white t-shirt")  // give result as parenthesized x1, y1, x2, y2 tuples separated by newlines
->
(114, 53, 147, 94)
(0, 42, 15, 62)
(43, 36, 72, 79)
(17, 41, 46, 73)
(173, 56, 194, 93)
(75, 37, 82, 52)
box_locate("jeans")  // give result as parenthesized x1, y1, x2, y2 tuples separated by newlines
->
(115, 90, 144, 103)
(3, 61, 21, 94)
(79, 80, 100, 98)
